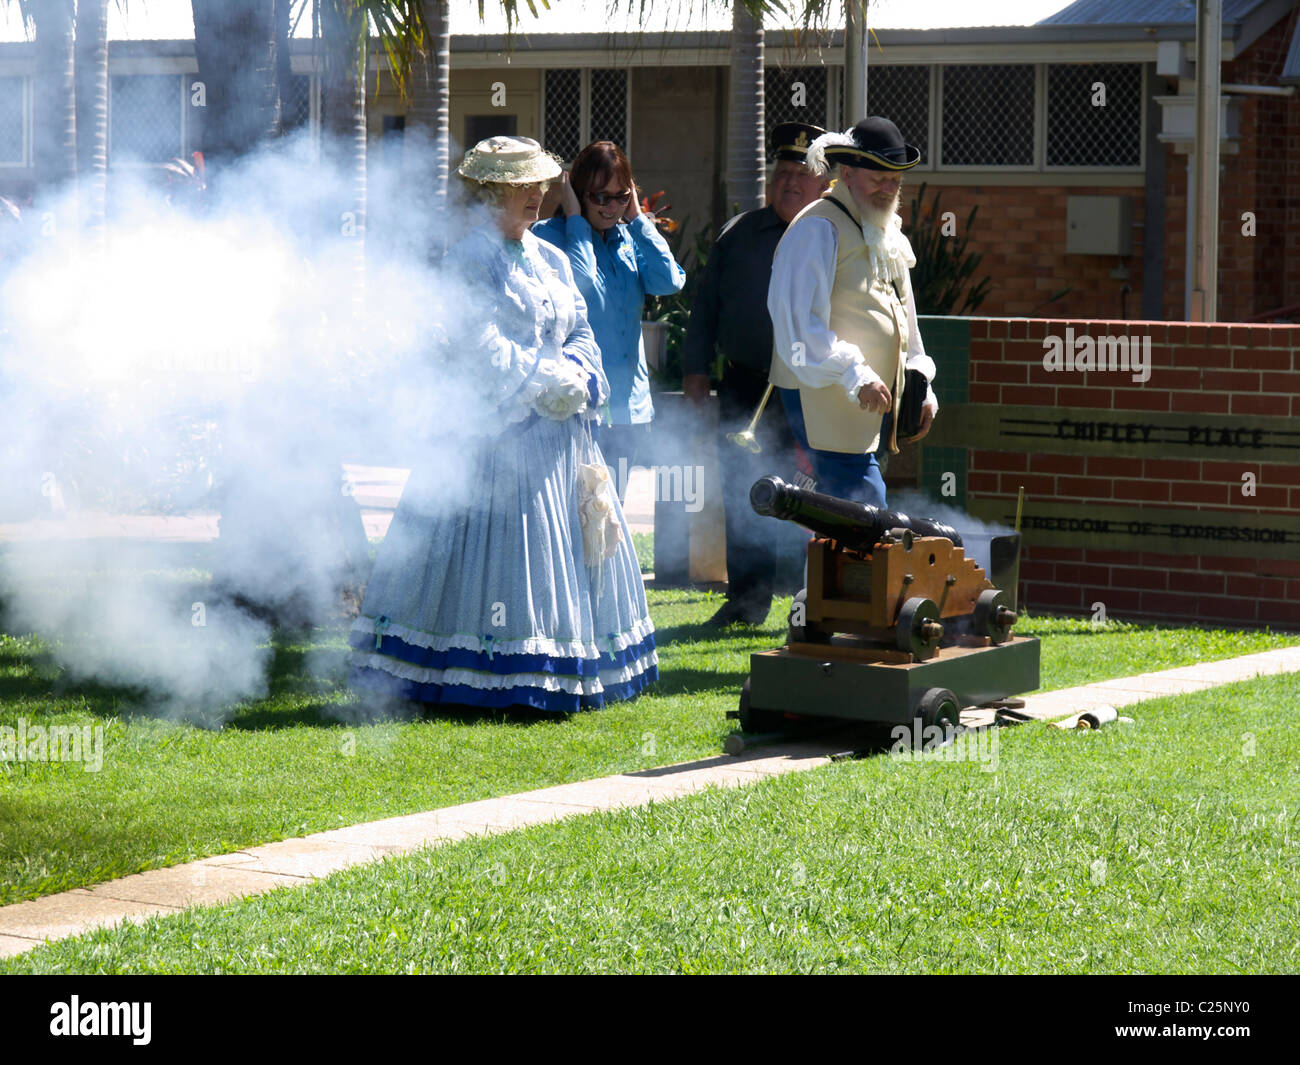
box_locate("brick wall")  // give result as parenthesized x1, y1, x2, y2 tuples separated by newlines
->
(912, 184, 1146, 321)
(1222, 6, 1299, 322)
(1160, 10, 1300, 321)
(962, 317, 1300, 630)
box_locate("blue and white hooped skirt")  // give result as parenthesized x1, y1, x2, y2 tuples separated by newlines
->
(348, 415, 657, 711)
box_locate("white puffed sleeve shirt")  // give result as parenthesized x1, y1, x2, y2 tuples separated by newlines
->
(768, 214, 938, 414)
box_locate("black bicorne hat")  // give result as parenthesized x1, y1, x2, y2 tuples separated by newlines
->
(813, 116, 921, 172)
(771, 122, 828, 163)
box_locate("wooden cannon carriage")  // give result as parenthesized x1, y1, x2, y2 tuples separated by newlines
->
(734, 476, 1040, 742)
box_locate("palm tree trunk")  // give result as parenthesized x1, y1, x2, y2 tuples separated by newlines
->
(191, 0, 279, 172)
(408, 3, 450, 195)
(320, 0, 367, 280)
(726, 1, 765, 217)
(273, 0, 293, 138)
(74, 0, 108, 248)
(427, 0, 450, 206)
(33, 0, 77, 206)
(346, 56, 367, 273)
(405, 0, 450, 257)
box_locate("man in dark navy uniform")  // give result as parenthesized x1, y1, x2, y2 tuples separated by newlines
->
(682, 122, 829, 626)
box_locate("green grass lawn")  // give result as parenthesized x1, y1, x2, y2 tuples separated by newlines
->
(5, 670, 1296, 974)
(1, 585, 1296, 909)
(631, 530, 653, 574)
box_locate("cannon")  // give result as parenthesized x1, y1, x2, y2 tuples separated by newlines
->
(734, 476, 1040, 741)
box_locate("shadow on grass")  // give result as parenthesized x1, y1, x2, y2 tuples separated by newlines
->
(1, 611, 765, 732)
(222, 700, 351, 731)
(649, 665, 749, 699)
(225, 693, 581, 732)
(0, 627, 347, 728)
(0, 643, 153, 721)
(652, 620, 786, 646)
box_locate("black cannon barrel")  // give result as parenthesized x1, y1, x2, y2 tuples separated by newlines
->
(750, 475, 963, 550)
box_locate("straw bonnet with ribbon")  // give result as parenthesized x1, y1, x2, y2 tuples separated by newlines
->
(457, 136, 562, 185)
(805, 117, 922, 175)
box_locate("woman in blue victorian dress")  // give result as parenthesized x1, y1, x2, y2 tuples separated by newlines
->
(348, 137, 657, 711)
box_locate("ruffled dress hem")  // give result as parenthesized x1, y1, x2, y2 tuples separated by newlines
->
(349, 636, 659, 711)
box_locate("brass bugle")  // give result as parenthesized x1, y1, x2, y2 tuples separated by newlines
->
(726, 382, 774, 455)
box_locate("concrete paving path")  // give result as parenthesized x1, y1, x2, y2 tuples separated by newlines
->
(2, 645, 1298, 961)
(0, 465, 658, 544)
(346, 465, 657, 537)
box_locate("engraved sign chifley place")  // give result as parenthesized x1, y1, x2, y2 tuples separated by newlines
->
(927, 404, 1300, 560)
(927, 405, 1300, 459)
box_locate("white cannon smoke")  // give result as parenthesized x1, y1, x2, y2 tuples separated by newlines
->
(0, 132, 494, 725)
(888, 488, 1018, 582)
(887, 490, 1016, 539)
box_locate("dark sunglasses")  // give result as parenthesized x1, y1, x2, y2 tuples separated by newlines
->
(586, 189, 633, 206)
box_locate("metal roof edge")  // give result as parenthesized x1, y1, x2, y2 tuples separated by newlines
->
(1232, 0, 1300, 57)
(445, 25, 1208, 53)
(1282, 11, 1300, 81)
(2, 20, 1256, 63)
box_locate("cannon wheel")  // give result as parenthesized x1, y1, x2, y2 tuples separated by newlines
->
(974, 588, 1013, 645)
(916, 687, 961, 747)
(897, 597, 942, 661)
(787, 588, 830, 645)
(738, 677, 786, 733)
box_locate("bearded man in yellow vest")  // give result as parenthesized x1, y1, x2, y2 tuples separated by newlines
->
(767, 117, 938, 507)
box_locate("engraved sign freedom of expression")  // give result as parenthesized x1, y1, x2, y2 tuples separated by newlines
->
(1014, 512, 1297, 546)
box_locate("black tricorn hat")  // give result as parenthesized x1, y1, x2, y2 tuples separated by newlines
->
(771, 122, 827, 163)
(810, 116, 921, 172)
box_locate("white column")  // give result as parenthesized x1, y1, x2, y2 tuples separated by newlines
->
(1189, 0, 1221, 321)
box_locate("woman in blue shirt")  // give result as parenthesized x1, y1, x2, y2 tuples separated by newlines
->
(533, 141, 686, 500)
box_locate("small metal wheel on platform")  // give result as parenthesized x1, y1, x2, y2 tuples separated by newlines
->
(918, 687, 961, 732)
(737, 676, 787, 733)
(896, 687, 961, 751)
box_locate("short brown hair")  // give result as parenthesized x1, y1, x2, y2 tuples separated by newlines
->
(569, 141, 635, 205)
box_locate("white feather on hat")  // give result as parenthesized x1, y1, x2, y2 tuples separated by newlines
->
(804, 129, 857, 176)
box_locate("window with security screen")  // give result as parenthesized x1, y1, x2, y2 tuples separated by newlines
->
(589, 69, 627, 146)
(110, 74, 183, 165)
(867, 66, 930, 166)
(281, 73, 312, 135)
(940, 65, 1035, 167)
(544, 69, 581, 160)
(1046, 63, 1142, 168)
(765, 66, 830, 139)
(0, 76, 23, 164)
(542, 69, 628, 161)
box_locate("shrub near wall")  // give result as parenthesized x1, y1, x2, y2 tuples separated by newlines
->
(924, 317, 1300, 629)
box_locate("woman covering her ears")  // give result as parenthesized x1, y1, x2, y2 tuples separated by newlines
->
(532, 141, 685, 501)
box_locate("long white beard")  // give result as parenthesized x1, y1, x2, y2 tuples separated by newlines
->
(856, 186, 916, 283)
(860, 188, 902, 232)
